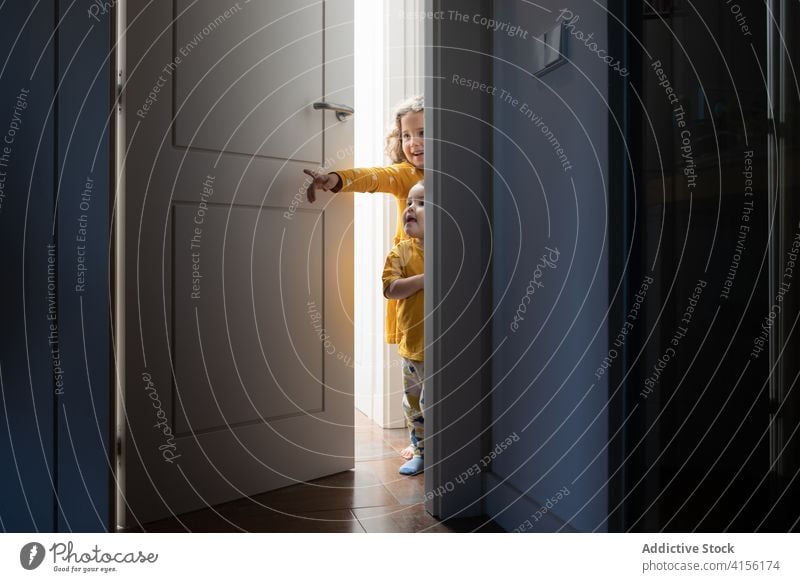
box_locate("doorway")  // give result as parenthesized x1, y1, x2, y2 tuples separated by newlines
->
(114, 0, 486, 532)
(352, 0, 423, 433)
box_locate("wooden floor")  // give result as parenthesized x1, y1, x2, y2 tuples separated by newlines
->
(136, 411, 503, 533)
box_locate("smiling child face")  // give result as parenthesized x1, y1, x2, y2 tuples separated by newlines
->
(400, 111, 424, 169)
(403, 183, 425, 239)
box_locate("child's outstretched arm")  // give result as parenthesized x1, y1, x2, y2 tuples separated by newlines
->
(384, 274, 424, 300)
(303, 164, 421, 203)
(303, 169, 340, 203)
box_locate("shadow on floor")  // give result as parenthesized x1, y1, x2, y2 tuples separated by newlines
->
(133, 412, 504, 533)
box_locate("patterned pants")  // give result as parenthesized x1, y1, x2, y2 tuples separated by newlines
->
(401, 358, 425, 457)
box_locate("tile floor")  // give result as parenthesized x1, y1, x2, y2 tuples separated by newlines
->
(137, 411, 503, 533)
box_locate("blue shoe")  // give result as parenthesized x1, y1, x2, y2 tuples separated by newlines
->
(399, 456, 424, 476)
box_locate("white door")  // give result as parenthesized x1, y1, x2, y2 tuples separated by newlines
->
(120, 0, 354, 525)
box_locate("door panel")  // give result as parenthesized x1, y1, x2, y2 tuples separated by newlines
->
(172, 204, 325, 434)
(173, 0, 323, 160)
(123, 0, 354, 525)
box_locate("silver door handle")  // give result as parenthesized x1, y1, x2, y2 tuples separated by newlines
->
(312, 101, 354, 121)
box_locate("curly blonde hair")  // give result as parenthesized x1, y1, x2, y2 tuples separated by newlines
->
(385, 95, 424, 163)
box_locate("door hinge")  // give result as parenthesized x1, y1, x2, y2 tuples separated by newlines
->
(116, 70, 124, 112)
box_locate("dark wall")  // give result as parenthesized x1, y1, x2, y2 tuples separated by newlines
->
(486, 0, 614, 532)
(0, 0, 57, 533)
(623, 1, 771, 532)
(0, 0, 111, 532)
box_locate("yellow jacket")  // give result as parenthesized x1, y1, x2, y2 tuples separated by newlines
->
(382, 238, 424, 361)
(334, 162, 424, 343)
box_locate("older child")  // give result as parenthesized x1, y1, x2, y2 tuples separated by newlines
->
(303, 94, 423, 247)
(382, 181, 425, 475)
(304, 95, 424, 460)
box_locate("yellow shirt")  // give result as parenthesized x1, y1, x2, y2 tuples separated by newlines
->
(334, 162, 424, 343)
(382, 238, 424, 361)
